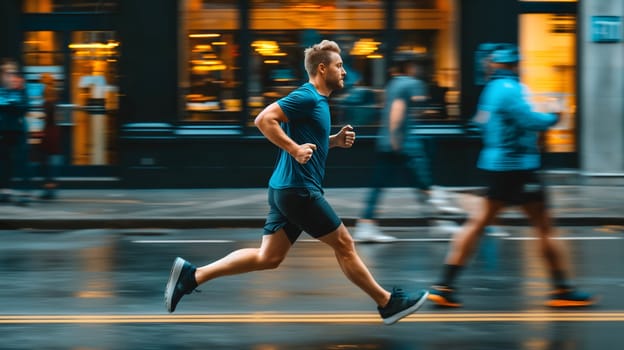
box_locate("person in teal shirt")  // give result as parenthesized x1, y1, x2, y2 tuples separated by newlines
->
(428, 44, 595, 308)
(267, 82, 330, 192)
(165, 40, 429, 325)
(354, 52, 461, 243)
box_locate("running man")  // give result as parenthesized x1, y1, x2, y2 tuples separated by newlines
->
(428, 44, 595, 308)
(165, 40, 428, 325)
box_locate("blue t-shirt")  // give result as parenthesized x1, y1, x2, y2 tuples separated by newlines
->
(269, 83, 331, 192)
(376, 75, 426, 152)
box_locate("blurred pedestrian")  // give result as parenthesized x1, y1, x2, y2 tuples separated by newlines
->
(39, 72, 62, 200)
(353, 52, 461, 243)
(165, 40, 429, 325)
(0, 58, 31, 206)
(427, 44, 595, 308)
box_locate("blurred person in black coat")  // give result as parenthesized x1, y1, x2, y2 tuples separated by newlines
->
(39, 72, 62, 199)
(0, 59, 31, 205)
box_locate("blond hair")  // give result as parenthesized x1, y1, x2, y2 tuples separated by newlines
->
(304, 40, 341, 77)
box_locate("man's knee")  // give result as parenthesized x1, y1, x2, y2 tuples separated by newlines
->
(333, 230, 357, 255)
(258, 253, 285, 270)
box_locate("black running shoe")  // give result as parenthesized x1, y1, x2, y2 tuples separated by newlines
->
(164, 257, 198, 313)
(428, 285, 462, 308)
(546, 288, 596, 307)
(378, 287, 429, 325)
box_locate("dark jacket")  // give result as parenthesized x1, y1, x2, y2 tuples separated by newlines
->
(41, 100, 62, 154)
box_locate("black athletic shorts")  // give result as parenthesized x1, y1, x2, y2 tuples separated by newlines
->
(483, 169, 546, 205)
(263, 187, 342, 244)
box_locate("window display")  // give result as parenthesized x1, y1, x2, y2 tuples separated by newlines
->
(181, 0, 460, 129)
(520, 13, 577, 152)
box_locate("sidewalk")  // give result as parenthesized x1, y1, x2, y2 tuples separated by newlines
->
(1, 186, 623, 230)
(0, 186, 624, 230)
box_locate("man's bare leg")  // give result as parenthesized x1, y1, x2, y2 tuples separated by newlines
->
(319, 223, 429, 324)
(428, 198, 504, 307)
(521, 200, 595, 307)
(195, 228, 293, 284)
(165, 229, 291, 312)
(446, 198, 505, 266)
(521, 201, 566, 273)
(318, 223, 390, 307)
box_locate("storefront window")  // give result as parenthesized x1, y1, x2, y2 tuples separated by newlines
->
(69, 31, 120, 165)
(248, 0, 459, 129)
(181, 0, 241, 123)
(181, 0, 459, 128)
(520, 13, 576, 152)
(21, 30, 120, 165)
(23, 0, 119, 13)
(22, 31, 64, 153)
(249, 1, 386, 128)
(397, 0, 460, 120)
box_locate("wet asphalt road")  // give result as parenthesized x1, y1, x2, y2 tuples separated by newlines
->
(1, 225, 623, 349)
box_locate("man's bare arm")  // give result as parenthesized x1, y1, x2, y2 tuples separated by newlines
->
(254, 102, 317, 164)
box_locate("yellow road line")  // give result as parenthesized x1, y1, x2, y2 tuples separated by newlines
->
(1, 312, 624, 324)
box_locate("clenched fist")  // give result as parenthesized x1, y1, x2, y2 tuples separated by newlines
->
(292, 143, 317, 164)
(333, 125, 356, 148)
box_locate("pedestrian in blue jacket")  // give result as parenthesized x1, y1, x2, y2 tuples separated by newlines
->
(428, 44, 595, 308)
(0, 59, 31, 205)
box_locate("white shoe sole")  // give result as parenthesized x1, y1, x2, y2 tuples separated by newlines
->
(382, 290, 429, 325)
(164, 257, 185, 313)
(434, 205, 464, 215)
(354, 235, 397, 243)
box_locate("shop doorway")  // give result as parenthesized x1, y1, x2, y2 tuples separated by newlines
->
(519, 12, 577, 155)
(22, 30, 119, 167)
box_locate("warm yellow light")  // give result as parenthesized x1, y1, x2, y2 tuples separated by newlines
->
(211, 41, 227, 46)
(189, 33, 221, 38)
(264, 52, 287, 57)
(366, 54, 383, 59)
(264, 60, 279, 64)
(69, 42, 119, 49)
(75, 291, 113, 299)
(251, 40, 285, 56)
(191, 59, 224, 66)
(351, 38, 381, 56)
(252, 40, 278, 48)
(73, 50, 117, 56)
(192, 65, 227, 72)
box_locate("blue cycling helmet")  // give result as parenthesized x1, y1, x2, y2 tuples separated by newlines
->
(490, 44, 520, 63)
(393, 51, 427, 64)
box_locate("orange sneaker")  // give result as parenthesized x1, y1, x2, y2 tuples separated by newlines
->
(428, 285, 463, 308)
(546, 288, 596, 307)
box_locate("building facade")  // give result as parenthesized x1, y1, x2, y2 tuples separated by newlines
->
(1, 0, 621, 187)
